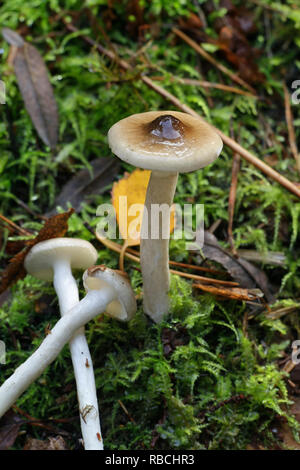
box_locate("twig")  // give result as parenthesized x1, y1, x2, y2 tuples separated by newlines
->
(119, 240, 128, 272)
(162, 259, 224, 275)
(150, 75, 256, 97)
(124, 245, 225, 275)
(15, 198, 47, 221)
(283, 83, 300, 174)
(118, 399, 136, 424)
(12, 405, 70, 436)
(198, 394, 247, 419)
(172, 27, 256, 94)
(63, 22, 300, 200)
(192, 283, 262, 301)
(96, 234, 239, 287)
(228, 149, 240, 254)
(0, 213, 31, 236)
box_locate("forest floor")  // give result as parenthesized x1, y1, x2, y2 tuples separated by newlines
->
(0, 0, 300, 450)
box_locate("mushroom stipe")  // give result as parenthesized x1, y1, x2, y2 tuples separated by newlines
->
(108, 111, 223, 323)
(0, 266, 136, 450)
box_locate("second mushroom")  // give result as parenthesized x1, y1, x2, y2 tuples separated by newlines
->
(108, 111, 223, 323)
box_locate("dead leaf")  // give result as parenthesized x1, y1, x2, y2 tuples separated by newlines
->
(112, 169, 175, 247)
(23, 435, 68, 450)
(12, 42, 59, 149)
(1, 27, 24, 46)
(112, 169, 176, 271)
(200, 232, 275, 303)
(47, 158, 120, 215)
(113, 169, 150, 247)
(0, 411, 23, 450)
(193, 282, 263, 302)
(0, 208, 74, 294)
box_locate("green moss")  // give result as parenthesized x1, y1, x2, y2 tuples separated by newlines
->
(0, 0, 300, 450)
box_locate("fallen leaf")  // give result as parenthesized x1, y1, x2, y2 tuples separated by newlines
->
(200, 232, 275, 303)
(0, 208, 74, 294)
(112, 169, 151, 247)
(47, 158, 120, 215)
(1, 27, 24, 46)
(23, 436, 68, 450)
(11, 41, 59, 149)
(112, 169, 175, 247)
(0, 411, 23, 450)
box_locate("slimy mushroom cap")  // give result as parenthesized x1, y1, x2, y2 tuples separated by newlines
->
(108, 111, 223, 173)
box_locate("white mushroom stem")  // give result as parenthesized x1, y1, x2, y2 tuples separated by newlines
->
(52, 258, 103, 450)
(140, 171, 178, 323)
(0, 287, 116, 429)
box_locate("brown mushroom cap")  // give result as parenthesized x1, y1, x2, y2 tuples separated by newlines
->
(108, 111, 223, 173)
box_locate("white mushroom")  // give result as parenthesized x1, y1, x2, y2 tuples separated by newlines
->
(108, 111, 223, 323)
(24, 238, 99, 450)
(0, 266, 136, 450)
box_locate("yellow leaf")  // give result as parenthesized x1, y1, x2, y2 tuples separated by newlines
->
(112, 169, 175, 247)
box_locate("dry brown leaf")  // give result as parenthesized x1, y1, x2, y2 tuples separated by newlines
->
(12, 42, 59, 149)
(23, 436, 68, 450)
(2, 27, 24, 46)
(47, 158, 120, 215)
(0, 411, 23, 450)
(201, 231, 275, 303)
(0, 208, 74, 294)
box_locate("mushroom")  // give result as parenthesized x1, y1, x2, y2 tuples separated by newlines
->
(108, 111, 223, 323)
(0, 265, 136, 450)
(24, 238, 100, 449)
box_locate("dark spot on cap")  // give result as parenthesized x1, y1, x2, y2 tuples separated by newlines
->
(147, 114, 184, 141)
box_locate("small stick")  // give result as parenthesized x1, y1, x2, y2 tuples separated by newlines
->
(172, 27, 256, 94)
(283, 83, 300, 174)
(124, 245, 225, 275)
(12, 405, 70, 436)
(228, 150, 241, 254)
(97, 234, 239, 287)
(150, 76, 256, 97)
(119, 240, 129, 272)
(169, 269, 238, 286)
(63, 22, 300, 200)
(192, 283, 262, 301)
(165, 259, 224, 275)
(15, 198, 47, 221)
(0, 213, 30, 236)
(118, 399, 136, 424)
